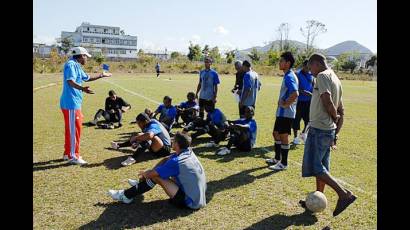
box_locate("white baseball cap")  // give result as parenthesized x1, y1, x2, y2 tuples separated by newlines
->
(70, 47, 92, 57)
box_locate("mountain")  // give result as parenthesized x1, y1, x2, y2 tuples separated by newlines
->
(241, 40, 307, 53)
(324, 41, 373, 56)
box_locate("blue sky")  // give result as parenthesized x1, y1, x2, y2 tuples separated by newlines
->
(33, 0, 377, 53)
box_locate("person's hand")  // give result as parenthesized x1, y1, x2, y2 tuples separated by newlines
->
(101, 72, 112, 78)
(110, 109, 115, 113)
(231, 89, 235, 93)
(83, 86, 94, 94)
(334, 114, 341, 123)
(213, 96, 217, 103)
(278, 100, 286, 108)
(138, 170, 146, 179)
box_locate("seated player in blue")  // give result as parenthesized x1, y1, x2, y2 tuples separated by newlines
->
(111, 113, 172, 166)
(107, 132, 207, 210)
(216, 106, 257, 156)
(152, 96, 177, 131)
(183, 104, 229, 148)
(175, 92, 199, 126)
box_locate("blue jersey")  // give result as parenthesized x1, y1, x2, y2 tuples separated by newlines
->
(206, 108, 226, 129)
(241, 70, 261, 106)
(155, 148, 207, 209)
(179, 101, 199, 110)
(276, 70, 299, 118)
(143, 120, 171, 146)
(199, 69, 220, 100)
(233, 118, 257, 147)
(155, 104, 177, 122)
(296, 69, 313, 102)
(60, 58, 90, 109)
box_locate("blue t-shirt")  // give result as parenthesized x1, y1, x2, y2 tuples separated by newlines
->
(155, 104, 177, 122)
(179, 101, 199, 110)
(241, 70, 261, 106)
(199, 69, 220, 100)
(296, 69, 313, 102)
(155, 64, 160, 71)
(276, 70, 299, 118)
(206, 108, 226, 129)
(143, 120, 171, 146)
(233, 118, 257, 147)
(155, 148, 207, 209)
(60, 58, 90, 109)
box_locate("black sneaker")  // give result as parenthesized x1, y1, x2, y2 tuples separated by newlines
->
(118, 123, 123, 127)
(333, 193, 357, 217)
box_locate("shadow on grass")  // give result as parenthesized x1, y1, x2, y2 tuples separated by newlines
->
(33, 160, 74, 171)
(79, 196, 195, 229)
(83, 150, 160, 170)
(193, 146, 273, 163)
(243, 210, 318, 230)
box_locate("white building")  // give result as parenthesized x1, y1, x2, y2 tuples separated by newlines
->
(33, 43, 54, 57)
(61, 22, 138, 59)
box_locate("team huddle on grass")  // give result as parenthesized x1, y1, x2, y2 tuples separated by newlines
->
(58, 46, 356, 215)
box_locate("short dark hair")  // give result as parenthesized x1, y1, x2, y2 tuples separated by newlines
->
(187, 92, 195, 98)
(163, 95, 172, 102)
(108, 90, 116, 96)
(245, 106, 255, 116)
(308, 53, 328, 67)
(204, 57, 213, 63)
(174, 132, 192, 149)
(280, 52, 295, 68)
(73, 54, 82, 60)
(242, 60, 251, 68)
(302, 60, 309, 66)
(136, 112, 150, 122)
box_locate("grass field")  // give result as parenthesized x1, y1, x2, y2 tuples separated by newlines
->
(33, 72, 377, 229)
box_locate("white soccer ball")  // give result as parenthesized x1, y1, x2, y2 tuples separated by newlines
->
(306, 191, 328, 213)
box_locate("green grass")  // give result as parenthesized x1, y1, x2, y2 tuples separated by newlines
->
(33, 73, 377, 229)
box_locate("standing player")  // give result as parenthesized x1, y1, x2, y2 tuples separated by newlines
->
(265, 52, 299, 171)
(240, 60, 261, 115)
(195, 57, 220, 118)
(155, 62, 161, 78)
(231, 60, 245, 117)
(60, 47, 112, 165)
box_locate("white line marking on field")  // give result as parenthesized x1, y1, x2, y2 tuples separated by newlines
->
(103, 79, 377, 200)
(33, 83, 57, 92)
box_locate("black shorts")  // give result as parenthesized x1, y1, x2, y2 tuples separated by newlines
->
(151, 145, 171, 157)
(273, 117, 294, 135)
(169, 188, 189, 209)
(198, 98, 214, 108)
(292, 101, 310, 130)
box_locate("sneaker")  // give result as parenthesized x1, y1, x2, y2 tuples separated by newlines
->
(128, 179, 139, 187)
(121, 156, 136, 166)
(108, 123, 115, 129)
(216, 147, 231, 156)
(293, 137, 301, 145)
(269, 162, 288, 171)
(333, 191, 357, 217)
(70, 157, 88, 165)
(107, 189, 133, 204)
(111, 142, 120, 150)
(204, 142, 219, 148)
(118, 123, 123, 128)
(63, 155, 70, 161)
(265, 158, 280, 165)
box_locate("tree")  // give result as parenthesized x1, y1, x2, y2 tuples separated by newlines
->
(138, 49, 145, 56)
(338, 51, 361, 73)
(365, 55, 377, 68)
(248, 48, 261, 64)
(277, 23, 290, 51)
(187, 42, 202, 61)
(209, 46, 221, 63)
(300, 20, 327, 52)
(202, 45, 210, 56)
(225, 50, 236, 64)
(170, 51, 180, 59)
(266, 49, 280, 66)
(60, 37, 73, 55)
(93, 52, 105, 65)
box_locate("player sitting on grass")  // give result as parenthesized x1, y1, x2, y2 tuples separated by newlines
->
(152, 96, 177, 131)
(90, 90, 131, 128)
(183, 104, 228, 148)
(111, 112, 172, 166)
(175, 92, 199, 126)
(216, 106, 257, 156)
(107, 132, 207, 210)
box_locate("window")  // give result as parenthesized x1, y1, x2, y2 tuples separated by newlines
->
(102, 38, 105, 44)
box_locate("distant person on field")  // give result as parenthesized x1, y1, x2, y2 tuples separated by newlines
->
(90, 90, 131, 128)
(60, 47, 112, 165)
(216, 106, 257, 156)
(108, 132, 207, 210)
(265, 52, 299, 171)
(299, 53, 356, 217)
(292, 60, 314, 145)
(111, 113, 172, 166)
(231, 60, 245, 117)
(195, 57, 220, 118)
(240, 60, 261, 117)
(155, 62, 161, 78)
(152, 96, 177, 131)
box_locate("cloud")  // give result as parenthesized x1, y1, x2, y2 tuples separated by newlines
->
(214, 26, 229, 35)
(220, 42, 236, 52)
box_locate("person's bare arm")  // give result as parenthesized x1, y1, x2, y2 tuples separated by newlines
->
(213, 84, 218, 102)
(335, 100, 344, 134)
(320, 93, 338, 122)
(87, 72, 112, 81)
(280, 91, 299, 108)
(67, 80, 93, 94)
(135, 132, 155, 142)
(139, 169, 160, 180)
(195, 82, 201, 99)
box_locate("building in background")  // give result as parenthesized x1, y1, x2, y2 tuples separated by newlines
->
(60, 22, 138, 60)
(33, 43, 55, 58)
(143, 48, 170, 60)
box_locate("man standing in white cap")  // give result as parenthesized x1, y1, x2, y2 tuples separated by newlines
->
(60, 47, 112, 165)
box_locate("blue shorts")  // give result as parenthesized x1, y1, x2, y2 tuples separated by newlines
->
(302, 127, 335, 177)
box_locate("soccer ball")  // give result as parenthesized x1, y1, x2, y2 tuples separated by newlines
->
(306, 191, 327, 213)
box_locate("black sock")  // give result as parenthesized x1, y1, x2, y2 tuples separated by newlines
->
(124, 179, 156, 199)
(119, 140, 132, 148)
(280, 144, 290, 166)
(274, 141, 281, 160)
(133, 145, 146, 158)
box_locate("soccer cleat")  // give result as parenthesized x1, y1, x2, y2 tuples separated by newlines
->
(121, 156, 136, 166)
(128, 179, 139, 187)
(107, 189, 133, 204)
(204, 141, 219, 148)
(265, 158, 280, 165)
(111, 142, 120, 150)
(70, 157, 88, 165)
(293, 137, 301, 145)
(269, 162, 288, 171)
(216, 147, 231, 156)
